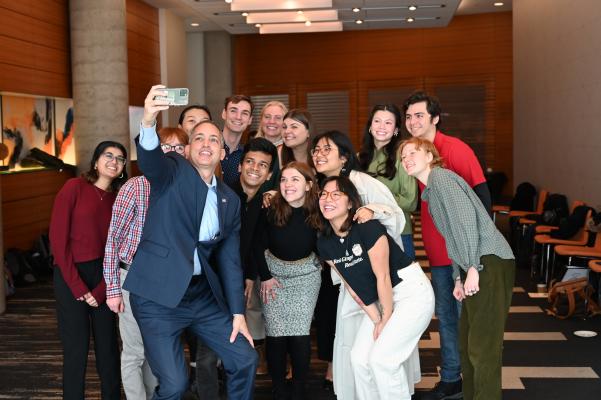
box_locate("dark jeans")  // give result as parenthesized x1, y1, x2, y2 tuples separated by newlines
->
(430, 265, 462, 383)
(401, 233, 416, 260)
(54, 260, 120, 400)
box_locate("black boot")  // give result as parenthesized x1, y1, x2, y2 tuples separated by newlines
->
(291, 380, 306, 400)
(271, 383, 288, 400)
(420, 379, 463, 400)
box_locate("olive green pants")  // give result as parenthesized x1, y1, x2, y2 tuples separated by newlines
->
(459, 255, 515, 400)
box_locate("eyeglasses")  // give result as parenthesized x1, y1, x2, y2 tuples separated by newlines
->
(311, 145, 333, 157)
(102, 152, 126, 165)
(161, 143, 186, 154)
(319, 190, 345, 201)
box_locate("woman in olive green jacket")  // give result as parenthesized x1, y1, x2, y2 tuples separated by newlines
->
(358, 104, 418, 258)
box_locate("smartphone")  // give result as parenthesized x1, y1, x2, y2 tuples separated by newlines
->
(154, 88, 189, 106)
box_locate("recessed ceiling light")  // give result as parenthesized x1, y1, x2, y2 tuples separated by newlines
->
(255, 23, 261, 27)
(409, 5, 417, 11)
(355, 19, 363, 24)
(190, 22, 200, 27)
(297, 10, 304, 15)
(242, 12, 248, 17)
(225, 0, 232, 3)
(493, 2, 504, 6)
(407, 17, 415, 23)
(305, 20, 312, 26)
(352, 7, 360, 13)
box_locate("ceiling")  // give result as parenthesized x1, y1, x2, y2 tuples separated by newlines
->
(143, 0, 512, 35)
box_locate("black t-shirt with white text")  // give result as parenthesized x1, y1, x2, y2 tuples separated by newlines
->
(317, 220, 413, 305)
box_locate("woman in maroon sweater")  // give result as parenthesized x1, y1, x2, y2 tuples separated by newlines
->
(50, 141, 128, 400)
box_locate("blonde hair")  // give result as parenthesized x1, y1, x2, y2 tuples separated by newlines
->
(399, 137, 444, 168)
(256, 101, 288, 138)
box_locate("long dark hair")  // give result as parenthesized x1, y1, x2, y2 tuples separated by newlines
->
(82, 141, 128, 192)
(281, 109, 313, 166)
(319, 176, 362, 236)
(310, 130, 360, 182)
(358, 104, 402, 179)
(269, 161, 322, 230)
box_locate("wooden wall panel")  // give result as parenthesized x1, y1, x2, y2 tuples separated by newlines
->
(0, 0, 71, 98)
(1, 169, 74, 252)
(0, 0, 160, 252)
(126, 0, 161, 106)
(234, 12, 514, 194)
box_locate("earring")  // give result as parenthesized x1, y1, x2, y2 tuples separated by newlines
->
(119, 173, 124, 179)
(340, 162, 347, 174)
(94, 165, 98, 170)
(394, 130, 399, 136)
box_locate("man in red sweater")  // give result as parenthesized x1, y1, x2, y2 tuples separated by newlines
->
(403, 91, 491, 400)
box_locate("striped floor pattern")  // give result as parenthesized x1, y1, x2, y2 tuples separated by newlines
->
(1, 215, 600, 399)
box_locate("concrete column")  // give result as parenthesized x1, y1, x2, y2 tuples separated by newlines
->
(69, 0, 130, 171)
(204, 31, 233, 126)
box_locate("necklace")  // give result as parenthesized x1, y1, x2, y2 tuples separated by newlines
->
(94, 185, 107, 201)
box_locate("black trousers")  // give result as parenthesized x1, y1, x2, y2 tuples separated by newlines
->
(266, 335, 311, 399)
(315, 266, 339, 361)
(54, 259, 120, 400)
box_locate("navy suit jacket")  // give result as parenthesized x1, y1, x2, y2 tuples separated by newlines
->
(123, 139, 245, 315)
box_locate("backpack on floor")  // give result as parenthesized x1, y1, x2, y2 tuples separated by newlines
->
(546, 277, 601, 319)
(4, 248, 37, 286)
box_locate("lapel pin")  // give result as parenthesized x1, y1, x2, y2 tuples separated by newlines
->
(222, 198, 227, 203)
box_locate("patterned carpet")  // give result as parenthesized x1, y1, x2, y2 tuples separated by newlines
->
(1, 216, 601, 399)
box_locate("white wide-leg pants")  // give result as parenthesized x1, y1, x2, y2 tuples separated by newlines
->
(350, 262, 434, 400)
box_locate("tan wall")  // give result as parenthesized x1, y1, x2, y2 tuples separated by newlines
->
(513, 0, 601, 206)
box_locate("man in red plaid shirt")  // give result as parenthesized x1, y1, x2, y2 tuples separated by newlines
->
(102, 126, 192, 399)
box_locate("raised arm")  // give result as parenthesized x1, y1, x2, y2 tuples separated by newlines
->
(136, 85, 176, 192)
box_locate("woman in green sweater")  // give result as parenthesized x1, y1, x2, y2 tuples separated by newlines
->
(359, 104, 418, 258)
(399, 137, 515, 400)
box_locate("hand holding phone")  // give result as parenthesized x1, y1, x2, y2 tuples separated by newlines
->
(153, 88, 189, 106)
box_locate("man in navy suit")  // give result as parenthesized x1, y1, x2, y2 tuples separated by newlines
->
(124, 85, 257, 400)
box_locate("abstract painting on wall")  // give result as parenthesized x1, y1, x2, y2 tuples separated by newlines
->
(1, 94, 54, 168)
(55, 98, 76, 165)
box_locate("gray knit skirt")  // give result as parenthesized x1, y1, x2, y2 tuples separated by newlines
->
(263, 250, 321, 336)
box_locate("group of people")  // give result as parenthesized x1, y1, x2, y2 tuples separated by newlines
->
(49, 85, 516, 400)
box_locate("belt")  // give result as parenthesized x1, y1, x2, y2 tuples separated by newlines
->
(119, 262, 131, 271)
